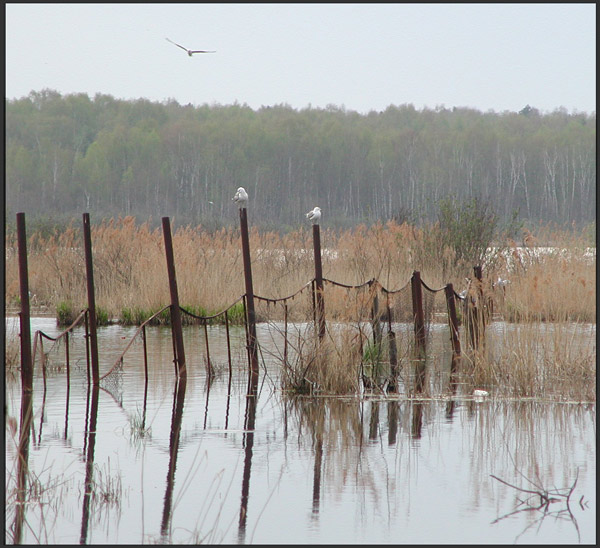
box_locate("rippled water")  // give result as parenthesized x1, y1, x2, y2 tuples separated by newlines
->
(5, 317, 596, 544)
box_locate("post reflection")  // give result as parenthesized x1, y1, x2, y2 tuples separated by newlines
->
(11, 388, 34, 544)
(79, 383, 100, 545)
(160, 374, 188, 540)
(310, 399, 326, 519)
(237, 371, 259, 544)
(411, 400, 424, 439)
(445, 353, 461, 420)
(387, 400, 399, 446)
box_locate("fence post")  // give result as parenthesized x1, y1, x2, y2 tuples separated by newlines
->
(82, 213, 100, 386)
(239, 207, 259, 383)
(312, 223, 326, 339)
(473, 265, 485, 349)
(370, 285, 382, 351)
(65, 331, 70, 386)
(411, 271, 426, 358)
(161, 217, 186, 377)
(444, 283, 461, 356)
(386, 293, 399, 392)
(16, 213, 33, 392)
(142, 324, 148, 383)
(84, 311, 91, 382)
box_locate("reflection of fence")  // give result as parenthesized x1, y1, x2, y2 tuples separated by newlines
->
(15, 210, 493, 394)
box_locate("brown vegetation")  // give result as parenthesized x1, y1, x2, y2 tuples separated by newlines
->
(4, 217, 595, 399)
(5, 217, 594, 322)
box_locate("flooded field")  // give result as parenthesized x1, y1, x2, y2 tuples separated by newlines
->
(5, 317, 596, 544)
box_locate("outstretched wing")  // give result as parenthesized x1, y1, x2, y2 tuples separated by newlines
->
(189, 50, 216, 54)
(165, 37, 189, 52)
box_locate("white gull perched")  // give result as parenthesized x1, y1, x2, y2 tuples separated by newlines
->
(232, 187, 248, 208)
(306, 206, 321, 224)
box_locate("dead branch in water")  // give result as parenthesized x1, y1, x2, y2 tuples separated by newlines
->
(490, 468, 584, 543)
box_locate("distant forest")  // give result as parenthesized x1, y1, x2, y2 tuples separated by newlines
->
(5, 89, 596, 231)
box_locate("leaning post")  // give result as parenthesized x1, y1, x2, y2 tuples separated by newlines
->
(444, 283, 462, 357)
(161, 217, 187, 377)
(312, 223, 326, 340)
(82, 213, 100, 386)
(239, 207, 260, 384)
(16, 212, 33, 392)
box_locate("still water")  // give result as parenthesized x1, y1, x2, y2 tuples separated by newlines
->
(5, 317, 596, 544)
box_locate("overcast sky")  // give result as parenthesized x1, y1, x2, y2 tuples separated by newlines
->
(5, 3, 596, 115)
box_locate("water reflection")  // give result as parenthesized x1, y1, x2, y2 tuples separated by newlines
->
(160, 375, 187, 540)
(4, 319, 595, 544)
(238, 368, 259, 543)
(11, 389, 34, 544)
(80, 384, 99, 544)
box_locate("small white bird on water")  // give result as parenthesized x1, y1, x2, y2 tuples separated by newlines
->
(306, 206, 321, 224)
(232, 187, 248, 208)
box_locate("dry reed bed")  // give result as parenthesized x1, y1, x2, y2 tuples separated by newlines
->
(4, 218, 595, 400)
(5, 217, 595, 323)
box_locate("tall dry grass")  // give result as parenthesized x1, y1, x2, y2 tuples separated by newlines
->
(4, 217, 595, 399)
(4, 217, 595, 322)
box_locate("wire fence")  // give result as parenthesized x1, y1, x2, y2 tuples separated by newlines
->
(28, 269, 484, 400)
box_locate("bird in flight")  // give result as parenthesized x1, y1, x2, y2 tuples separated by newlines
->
(233, 187, 248, 208)
(165, 37, 216, 56)
(306, 206, 321, 224)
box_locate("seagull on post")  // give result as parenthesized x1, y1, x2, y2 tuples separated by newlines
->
(306, 206, 321, 224)
(166, 37, 216, 56)
(232, 187, 248, 208)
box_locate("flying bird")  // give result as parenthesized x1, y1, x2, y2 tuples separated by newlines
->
(233, 187, 248, 208)
(165, 37, 216, 56)
(306, 206, 321, 224)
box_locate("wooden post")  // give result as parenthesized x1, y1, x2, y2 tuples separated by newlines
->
(82, 213, 100, 386)
(161, 217, 186, 377)
(312, 224, 326, 339)
(16, 213, 33, 392)
(142, 324, 148, 383)
(473, 265, 485, 349)
(385, 294, 398, 390)
(65, 331, 70, 386)
(411, 271, 426, 358)
(370, 287, 382, 351)
(84, 311, 91, 383)
(239, 207, 259, 383)
(444, 283, 461, 356)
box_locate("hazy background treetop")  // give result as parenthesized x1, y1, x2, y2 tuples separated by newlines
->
(5, 90, 595, 234)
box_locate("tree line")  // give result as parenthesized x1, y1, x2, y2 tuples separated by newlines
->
(5, 89, 596, 231)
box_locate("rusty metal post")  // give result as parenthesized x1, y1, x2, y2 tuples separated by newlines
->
(283, 302, 289, 368)
(473, 265, 485, 349)
(203, 321, 212, 377)
(82, 213, 100, 386)
(16, 213, 33, 392)
(162, 217, 186, 377)
(370, 286, 382, 351)
(411, 271, 426, 358)
(142, 324, 148, 383)
(386, 294, 398, 392)
(84, 311, 91, 382)
(312, 224, 326, 339)
(239, 207, 259, 383)
(445, 283, 461, 356)
(224, 310, 233, 378)
(65, 331, 70, 386)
